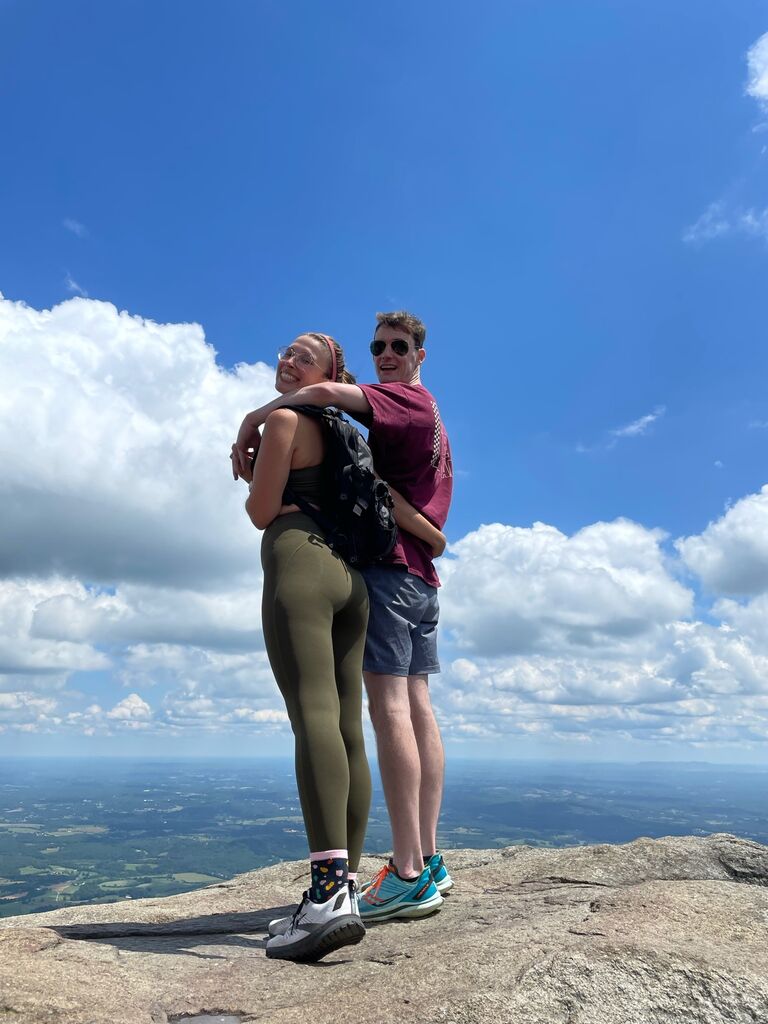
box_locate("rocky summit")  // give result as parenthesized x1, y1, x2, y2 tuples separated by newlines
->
(0, 833, 767, 1024)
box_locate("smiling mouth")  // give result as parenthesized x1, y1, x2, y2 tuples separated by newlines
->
(280, 370, 299, 383)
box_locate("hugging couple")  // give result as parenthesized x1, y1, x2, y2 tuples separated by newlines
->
(232, 309, 453, 962)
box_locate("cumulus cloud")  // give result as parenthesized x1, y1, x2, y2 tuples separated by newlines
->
(119, 643, 277, 699)
(441, 519, 692, 657)
(431, 613, 768, 748)
(31, 581, 263, 653)
(434, 511, 768, 751)
(676, 486, 768, 595)
(161, 691, 289, 732)
(0, 294, 274, 587)
(5, 291, 768, 753)
(0, 578, 109, 689)
(106, 692, 151, 721)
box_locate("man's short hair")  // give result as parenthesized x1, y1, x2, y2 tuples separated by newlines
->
(375, 310, 427, 349)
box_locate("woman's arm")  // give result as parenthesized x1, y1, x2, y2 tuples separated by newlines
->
(235, 382, 371, 455)
(244, 410, 299, 530)
(388, 486, 447, 558)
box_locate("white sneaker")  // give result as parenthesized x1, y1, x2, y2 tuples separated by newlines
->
(265, 887, 365, 961)
(268, 880, 359, 938)
(267, 908, 294, 938)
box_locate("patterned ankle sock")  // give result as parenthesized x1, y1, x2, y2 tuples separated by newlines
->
(309, 849, 349, 904)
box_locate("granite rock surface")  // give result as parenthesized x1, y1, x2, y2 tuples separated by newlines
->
(0, 833, 766, 1024)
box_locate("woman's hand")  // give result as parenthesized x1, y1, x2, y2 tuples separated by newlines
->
(231, 431, 261, 482)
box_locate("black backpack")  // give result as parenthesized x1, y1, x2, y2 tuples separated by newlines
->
(284, 405, 398, 568)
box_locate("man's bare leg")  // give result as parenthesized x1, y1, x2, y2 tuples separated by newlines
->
(364, 671, 423, 878)
(408, 674, 445, 856)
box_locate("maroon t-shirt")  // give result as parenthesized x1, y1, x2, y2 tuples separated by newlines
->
(358, 382, 453, 588)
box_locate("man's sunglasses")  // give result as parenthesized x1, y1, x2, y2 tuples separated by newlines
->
(370, 338, 411, 357)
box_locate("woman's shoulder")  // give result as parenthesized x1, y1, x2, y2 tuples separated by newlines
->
(265, 407, 300, 426)
(263, 407, 306, 440)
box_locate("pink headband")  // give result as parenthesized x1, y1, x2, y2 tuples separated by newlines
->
(321, 335, 337, 381)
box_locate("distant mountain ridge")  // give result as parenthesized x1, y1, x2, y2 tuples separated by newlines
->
(0, 833, 767, 1023)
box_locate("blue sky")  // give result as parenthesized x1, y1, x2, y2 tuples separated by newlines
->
(3, 1, 768, 760)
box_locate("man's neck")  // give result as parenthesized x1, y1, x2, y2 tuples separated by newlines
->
(376, 371, 421, 386)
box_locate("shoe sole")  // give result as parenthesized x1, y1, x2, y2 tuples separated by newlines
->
(265, 915, 365, 962)
(360, 892, 444, 923)
(361, 875, 454, 895)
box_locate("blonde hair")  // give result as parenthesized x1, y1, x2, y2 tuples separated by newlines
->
(304, 333, 356, 384)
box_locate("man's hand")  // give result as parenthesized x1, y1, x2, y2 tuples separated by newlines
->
(431, 531, 447, 558)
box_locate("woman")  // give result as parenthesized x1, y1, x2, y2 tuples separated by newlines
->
(236, 333, 445, 962)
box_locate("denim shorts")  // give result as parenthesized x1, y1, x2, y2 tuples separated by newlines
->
(361, 566, 441, 677)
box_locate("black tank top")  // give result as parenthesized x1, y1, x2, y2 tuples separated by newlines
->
(282, 463, 326, 506)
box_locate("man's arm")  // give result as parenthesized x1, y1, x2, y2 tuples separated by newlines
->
(234, 383, 371, 475)
(389, 486, 447, 557)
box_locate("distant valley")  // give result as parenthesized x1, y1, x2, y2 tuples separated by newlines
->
(1, 757, 767, 918)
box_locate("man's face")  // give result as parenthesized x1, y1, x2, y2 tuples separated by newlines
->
(371, 324, 425, 384)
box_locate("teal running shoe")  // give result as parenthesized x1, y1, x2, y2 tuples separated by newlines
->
(358, 862, 443, 922)
(425, 852, 454, 893)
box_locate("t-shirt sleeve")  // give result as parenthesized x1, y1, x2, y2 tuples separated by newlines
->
(357, 383, 414, 440)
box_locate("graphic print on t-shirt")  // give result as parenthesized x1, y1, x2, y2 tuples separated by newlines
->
(430, 399, 453, 479)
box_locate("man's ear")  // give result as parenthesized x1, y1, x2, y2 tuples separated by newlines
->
(417, 347, 426, 365)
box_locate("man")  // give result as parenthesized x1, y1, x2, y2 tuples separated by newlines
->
(234, 310, 453, 922)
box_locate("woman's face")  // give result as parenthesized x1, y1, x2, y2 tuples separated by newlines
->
(275, 335, 332, 393)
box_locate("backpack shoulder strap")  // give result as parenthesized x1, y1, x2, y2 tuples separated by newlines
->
(291, 403, 327, 421)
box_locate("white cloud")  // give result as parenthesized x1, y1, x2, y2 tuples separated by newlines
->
(5, 291, 768, 753)
(64, 273, 88, 297)
(0, 293, 274, 587)
(31, 581, 263, 653)
(683, 201, 732, 244)
(106, 692, 152, 721)
(0, 692, 59, 731)
(441, 518, 691, 657)
(683, 202, 768, 244)
(120, 643, 277, 699)
(161, 691, 289, 731)
(0, 578, 109, 689)
(577, 406, 665, 453)
(746, 31, 768, 108)
(434, 509, 768, 750)
(676, 485, 768, 595)
(609, 406, 665, 439)
(683, 33, 768, 249)
(431, 614, 768, 748)
(63, 218, 87, 238)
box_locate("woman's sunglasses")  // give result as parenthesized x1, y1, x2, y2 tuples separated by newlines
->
(370, 338, 411, 357)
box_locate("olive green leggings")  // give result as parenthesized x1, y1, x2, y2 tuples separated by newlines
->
(261, 513, 371, 871)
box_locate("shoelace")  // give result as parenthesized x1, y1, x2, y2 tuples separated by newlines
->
(366, 863, 392, 898)
(285, 891, 310, 933)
